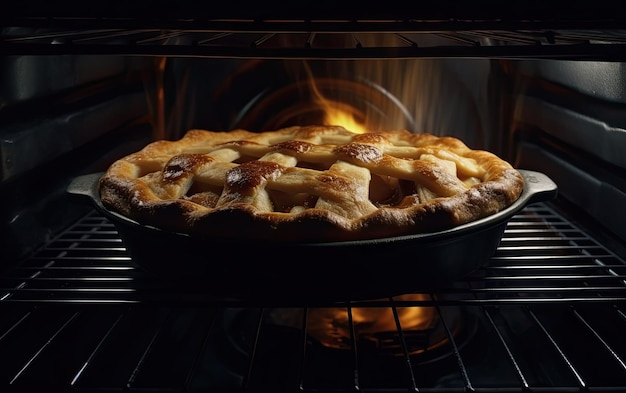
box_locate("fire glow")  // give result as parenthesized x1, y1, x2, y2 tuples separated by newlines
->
(305, 293, 441, 353)
(267, 293, 458, 356)
(307, 73, 368, 134)
(320, 99, 367, 134)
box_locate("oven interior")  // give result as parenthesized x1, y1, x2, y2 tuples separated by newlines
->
(1, 4, 626, 392)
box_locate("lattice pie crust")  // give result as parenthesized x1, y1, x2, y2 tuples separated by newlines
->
(99, 126, 524, 242)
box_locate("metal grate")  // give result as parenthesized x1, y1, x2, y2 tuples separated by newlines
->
(3, 18, 626, 60)
(1, 202, 625, 392)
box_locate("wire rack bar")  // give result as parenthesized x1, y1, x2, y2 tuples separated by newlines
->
(483, 306, 530, 390)
(528, 308, 587, 389)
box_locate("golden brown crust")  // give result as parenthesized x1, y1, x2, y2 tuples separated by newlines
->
(98, 126, 524, 242)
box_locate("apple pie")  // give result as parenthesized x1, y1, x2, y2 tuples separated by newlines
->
(98, 126, 524, 242)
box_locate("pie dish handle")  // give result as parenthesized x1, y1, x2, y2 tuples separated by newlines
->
(517, 169, 559, 206)
(67, 172, 105, 208)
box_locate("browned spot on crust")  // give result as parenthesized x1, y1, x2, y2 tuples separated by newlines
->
(319, 173, 352, 193)
(225, 161, 283, 192)
(272, 140, 314, 154)
(163, 154, 213, 182)
(334, 143, 383, 163)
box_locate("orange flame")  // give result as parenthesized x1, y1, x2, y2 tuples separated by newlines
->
(309, 77, 367, 134)
(322, 102, 367, 134)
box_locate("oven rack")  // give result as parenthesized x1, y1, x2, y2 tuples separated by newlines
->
(2, 202, 626, 306)
(0, 202, 625, 392)
(3, 18, 626, 60)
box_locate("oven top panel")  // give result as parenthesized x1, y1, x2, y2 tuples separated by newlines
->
(3, 2, 626, 60)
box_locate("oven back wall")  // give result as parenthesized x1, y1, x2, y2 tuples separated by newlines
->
(161, 58, 495, 147)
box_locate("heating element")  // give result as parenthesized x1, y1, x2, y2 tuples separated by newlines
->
(1, 202, 625, 392)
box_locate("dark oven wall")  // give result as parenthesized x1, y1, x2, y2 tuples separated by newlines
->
(499, 59, 626, 255)
(0, 55, 155, 266)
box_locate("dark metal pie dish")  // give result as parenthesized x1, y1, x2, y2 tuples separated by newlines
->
(67, 169, 557, 302)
